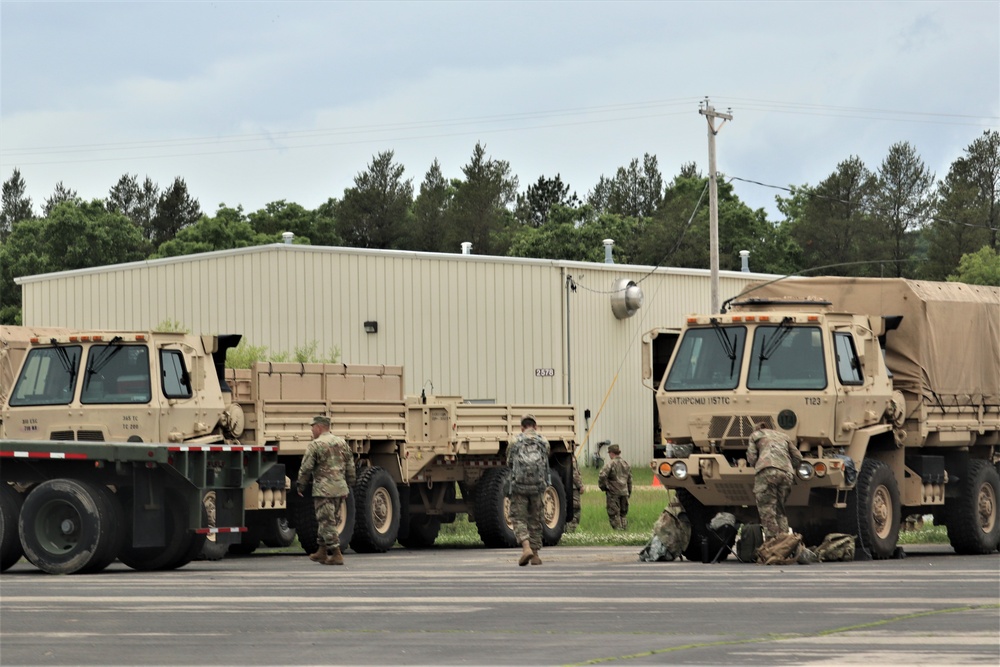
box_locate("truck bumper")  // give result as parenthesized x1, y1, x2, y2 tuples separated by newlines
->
(651, 454, 851, 507)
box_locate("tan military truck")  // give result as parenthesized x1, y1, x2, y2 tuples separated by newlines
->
(644, 277, 1000, 560)
(0, 327, 276, 574)
(224, 362, 577, 555)
(2, 327, 577, 562)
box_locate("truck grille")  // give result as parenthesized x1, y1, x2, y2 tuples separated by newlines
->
(48, 430, 106, 441)
(707, 415, 774, 446)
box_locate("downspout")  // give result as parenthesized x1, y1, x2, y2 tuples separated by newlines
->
(563, 267, 572, 404)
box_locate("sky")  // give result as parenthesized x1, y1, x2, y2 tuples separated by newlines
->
(1, 1, 998, 230)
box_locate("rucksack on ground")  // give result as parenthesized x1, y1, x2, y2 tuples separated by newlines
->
(510, 439, 549, 494)
(736, 523, 764, 563)
(756, 532, 805, 565)
(814, 533, 856, 562)
(639, 506, 691, 562)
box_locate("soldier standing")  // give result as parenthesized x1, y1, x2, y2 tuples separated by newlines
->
(296, 415, 356, 565)
(507, 414, 551, 566)
(599, 444, 632, 530)
(746, 422, 802, 540)
(565, 454, 583, 533)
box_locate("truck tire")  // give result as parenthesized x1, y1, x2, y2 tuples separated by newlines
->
(676, 489, 732, 562)
(475, 467, 518, 548)
(119, 490, 206, 571)
(198, 490, 229, 561)
(18, 479, 119, 574)
(227, 529, 261, 555)
(82, 484, 125, 573)
(1, 484, 25, 571)
(398, 515, 441, 549)
(261, 515, 296, 548)
(352, 468, 401, 553)
(843, 458, 900, 560)
(289, 490, 355, 555)
(541, 474, 567, 546)
(944, 459, 1000, 555)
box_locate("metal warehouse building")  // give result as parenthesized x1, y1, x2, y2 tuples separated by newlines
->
(16, 243, 772, 466)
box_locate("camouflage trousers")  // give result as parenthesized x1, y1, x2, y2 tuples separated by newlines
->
(314, 496, 345, 548)
(754, 468, 793, 539)
(565, 487, 582, 532)
(606, 493, 630, 530)
(508, 492, 544, 550)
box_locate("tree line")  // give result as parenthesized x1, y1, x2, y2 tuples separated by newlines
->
(1, 132, 998, 325)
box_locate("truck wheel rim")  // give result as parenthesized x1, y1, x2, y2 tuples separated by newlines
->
(872, 485, 892, 539)
(371, 488, 392, 533)
(543, 486, 560, 529)
(978, 482, 997, 533)
(34, 499, 81, 554)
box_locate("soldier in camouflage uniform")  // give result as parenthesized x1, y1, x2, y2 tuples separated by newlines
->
(506, 414, 550, 566)
(296, 415, 356, 565)
(598, 444, 632, 530)
(565, 454, 583, 533)
(746, 422, 802, 540)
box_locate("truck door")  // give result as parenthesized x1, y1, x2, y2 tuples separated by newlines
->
(832, 328, 867, 445)
(155, 344, 202, 445)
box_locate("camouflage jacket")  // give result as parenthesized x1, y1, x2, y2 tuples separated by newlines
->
(297, 432, 356, 498)
(599, 456, 632, 496)
(746, 428, 802, 476)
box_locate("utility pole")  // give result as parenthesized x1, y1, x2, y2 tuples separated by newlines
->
(699, 98, 732, 314)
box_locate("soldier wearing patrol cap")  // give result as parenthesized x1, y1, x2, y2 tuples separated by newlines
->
(506, 413, 550, 566)
(296, 415, 355, 565)
(599, 444, 633, 530)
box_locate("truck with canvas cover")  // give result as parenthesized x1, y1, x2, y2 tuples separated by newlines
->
(643, 278, 1000, 560)
(0, 326, 276, 574)
(225, 363, 577, 555)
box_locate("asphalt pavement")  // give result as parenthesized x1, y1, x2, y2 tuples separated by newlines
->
(1, 544, 998, 666)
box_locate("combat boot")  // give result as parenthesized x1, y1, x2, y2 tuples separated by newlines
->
(323, 546, 344, 566)
(518, 540, 533, 566)
(309, 545, 328, 562)
(530, 549, 542, 566)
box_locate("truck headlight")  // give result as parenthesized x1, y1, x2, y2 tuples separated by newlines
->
(797, 461, 815, 480)
(813, 461, 827, 478)
(673, 461, 688, 480)
(657, 462, 672, 477)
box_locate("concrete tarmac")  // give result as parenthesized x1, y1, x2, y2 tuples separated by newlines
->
(1, 544, 998, 666)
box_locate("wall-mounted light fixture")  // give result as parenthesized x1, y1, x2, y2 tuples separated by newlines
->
(364, 321, 378, 334)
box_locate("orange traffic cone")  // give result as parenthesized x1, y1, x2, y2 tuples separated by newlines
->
(652, 475, 663, 488)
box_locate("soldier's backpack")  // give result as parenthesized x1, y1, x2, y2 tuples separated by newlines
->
(736, 523, 765, 563)
(639, 506, 692, 562)
(510, 438, 549, 494)
(756, 532, 805, 565)
(814, 533, 856, 562)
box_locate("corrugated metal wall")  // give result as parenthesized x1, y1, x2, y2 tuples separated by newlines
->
(18, 245, 770, 465)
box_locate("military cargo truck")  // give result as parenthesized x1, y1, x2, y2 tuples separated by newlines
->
(2, 327, 577, 563)
(644, 278, 1000, 560)
(0, 327, 276, 574)
(224, 362, 577, 555)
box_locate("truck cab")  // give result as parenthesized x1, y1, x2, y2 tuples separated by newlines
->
(2, 331, 230, 445)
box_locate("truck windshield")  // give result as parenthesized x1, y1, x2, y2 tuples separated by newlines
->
(747, 325, 827, 390)
(663, 326, 746, 391)
(80, 344, 152, 404)
(9, 346, 82, 406)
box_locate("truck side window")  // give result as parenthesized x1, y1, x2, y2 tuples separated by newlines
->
(834, 332, 864, 385)
(80, 344, 152, 404)
(161, 349, 193, 399)
(9, 346, 82, 406)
